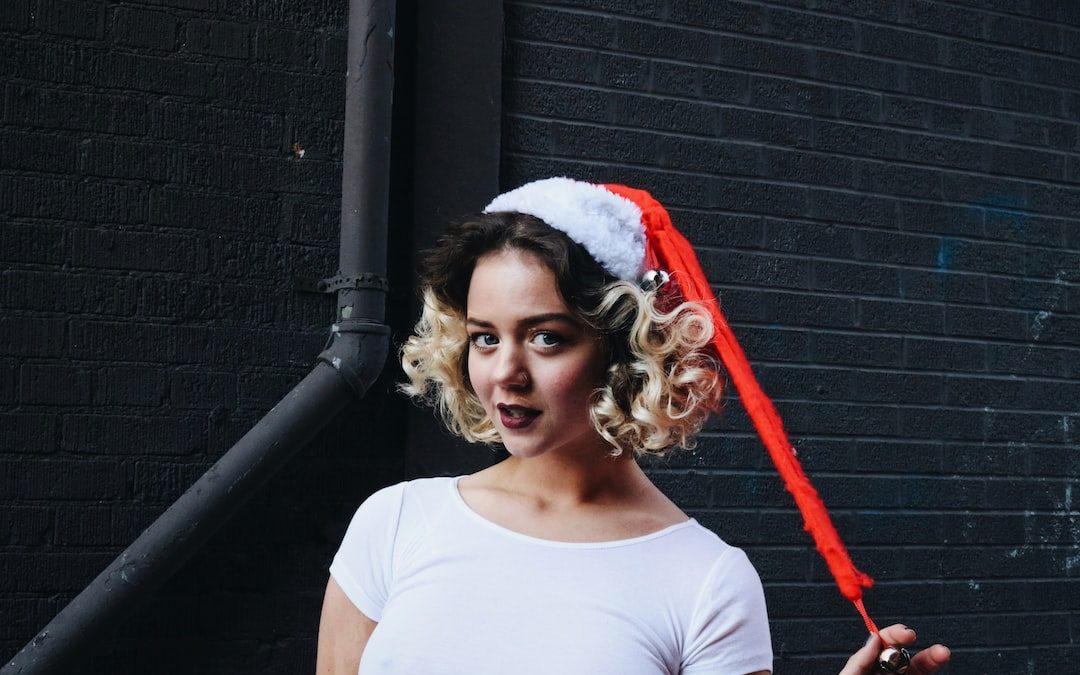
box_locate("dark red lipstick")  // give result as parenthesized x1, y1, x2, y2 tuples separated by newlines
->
(497, 404, 541, 429)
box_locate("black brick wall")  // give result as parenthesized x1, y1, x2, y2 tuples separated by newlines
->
(502, 1, 1079, 672)
(4, 0, 1080, 673)
(0, 0, 408, 671)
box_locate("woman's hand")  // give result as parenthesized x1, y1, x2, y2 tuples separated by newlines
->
(839, 623, 950, 675)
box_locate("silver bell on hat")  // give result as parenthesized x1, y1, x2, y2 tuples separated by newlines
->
(640, 269, 670, 291)
(877, 646, 911, 674)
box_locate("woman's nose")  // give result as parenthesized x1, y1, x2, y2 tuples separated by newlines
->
(493, 347, 529, 389)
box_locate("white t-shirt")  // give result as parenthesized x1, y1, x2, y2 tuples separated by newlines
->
(330, 477, 773, 674)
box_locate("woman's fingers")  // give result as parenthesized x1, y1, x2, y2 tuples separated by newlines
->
(877, 623, 917, 647)
(838, 624, 950, 675)
(910, 644, 951, 675)
(839, 632, 882, 675)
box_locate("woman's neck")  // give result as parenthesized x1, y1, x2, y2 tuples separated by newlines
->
(491, 448, 650, 508)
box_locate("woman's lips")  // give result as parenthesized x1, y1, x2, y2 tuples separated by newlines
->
(497, 404, 541, 429)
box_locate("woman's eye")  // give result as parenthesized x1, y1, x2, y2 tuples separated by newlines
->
(469, 333, 498, 348)
(531, 331, 562, 347)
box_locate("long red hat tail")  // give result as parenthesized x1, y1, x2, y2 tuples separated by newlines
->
(603, 184, 877, 623)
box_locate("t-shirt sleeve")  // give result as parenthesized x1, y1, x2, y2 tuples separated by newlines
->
(328, 482, 407, 622)
(681, 546, 773, 674)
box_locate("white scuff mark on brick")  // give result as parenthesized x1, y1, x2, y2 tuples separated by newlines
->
(292, 142, 305, 159)
(331, 356, 342, 370)
(967, 580, 980, 591)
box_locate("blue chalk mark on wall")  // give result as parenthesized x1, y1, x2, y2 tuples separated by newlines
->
(937, 237, 953, 271)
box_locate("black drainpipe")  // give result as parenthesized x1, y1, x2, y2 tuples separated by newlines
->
(0, 0, 395, 672)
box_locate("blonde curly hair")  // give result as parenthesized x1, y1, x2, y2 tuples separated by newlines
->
(400, 212, 723, 457)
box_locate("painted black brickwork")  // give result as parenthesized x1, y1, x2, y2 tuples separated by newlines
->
(3, 0, 1080, 673)
(0, 0, 408, 671)
(500, 1, 1079, 672)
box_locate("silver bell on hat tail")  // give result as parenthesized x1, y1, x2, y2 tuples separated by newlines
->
(877, 646, 911, 674)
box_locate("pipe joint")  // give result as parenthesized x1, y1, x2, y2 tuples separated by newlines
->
(317, 320, 391, 398)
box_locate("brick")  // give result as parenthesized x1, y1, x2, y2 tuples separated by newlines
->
(668, 0, 763, 33)
(899, 407, 985, 440)
(69, 320, 203, 363)
(817, 51, 898, 90)
(0, 175, 147, 224)
(615, 19, 713, 61)
(986, 276, 1069, 311)
(506, 5, 615, 48)
(944, 38, 1029, 80)
(649, 60, 699, 97)
(132, 459, 208, 502)
(699, 249, 810, 289)
(80, 49, 214, 98)
(899, 200, 983, 237)
(763, 220, 857, 258)
(854, 161, 943, 199)
(0, 413, 58, 453)
(904, 337, 986, 373)
(139, 277, 216, 320)
(905, 0, 987, 40)
(170, 370, 235, 409)
(988, 342, 1079, 379)
(112, 7, 179, 51)
(20, 363, 93, 405)
(945, 305, 1029, 340)
(764, 6, 857, 50)
(0, 128, 78, 174)
(505, 41, 595, 85)
(812, 332, 903, 367)
(898, 268, 985, 304)
(54, 504, 159, 546)
(812, 259, 897, 296)
(809, 189, 896, 228)
(0, 458, 126, 499)
(860, 299, 944, 334)
(814, 120, 900, 159)
(0, 0, 31, 30)
(861, 24, 942, 64)
(96, 365, 166, 406)
(700, 68, 748, 104)
(721, 108, 810, 147)
(72, 228, 208, 273)
(254, 25, 316, 69)
(3, 84, 149, 136)
(186, 19, 249, 59)
(988, 14, 1062, 53)
(715, 35, 811, 77)
(0, 221, 65, 265)
(835, 88, 880, 123)
(0, 317, 65, 358)
(35, 0, 105, 39)
(987, 80, 1062, 118)
(761, 148, 853, 188)
(734, 325, 810, 362)
(0, 505, 49, 548)
(0, 270, 139, 316)
(61, 414, 206, 455)
(148, 187, 280, 234)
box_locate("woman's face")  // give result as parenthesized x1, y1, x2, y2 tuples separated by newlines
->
(466, 248, 607, 460)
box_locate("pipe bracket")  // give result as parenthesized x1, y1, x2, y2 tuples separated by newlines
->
(295, 272, 389, 294)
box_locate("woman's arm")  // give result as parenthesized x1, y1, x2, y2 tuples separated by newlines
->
(315, 577, 378, 675)
(839, 624, 950, 675)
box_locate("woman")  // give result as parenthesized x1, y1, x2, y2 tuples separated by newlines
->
(316, 178, 950, 674)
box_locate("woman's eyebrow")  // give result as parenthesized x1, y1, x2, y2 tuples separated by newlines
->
(466, 312, 578, 328)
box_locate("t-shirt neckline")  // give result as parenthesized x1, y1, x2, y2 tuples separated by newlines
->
(448, 475, 697, 549)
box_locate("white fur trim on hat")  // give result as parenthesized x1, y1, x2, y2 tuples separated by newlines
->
(482, 177, 646, 280)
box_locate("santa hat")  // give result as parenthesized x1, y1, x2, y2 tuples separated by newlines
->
(485, 177, 883, 636)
